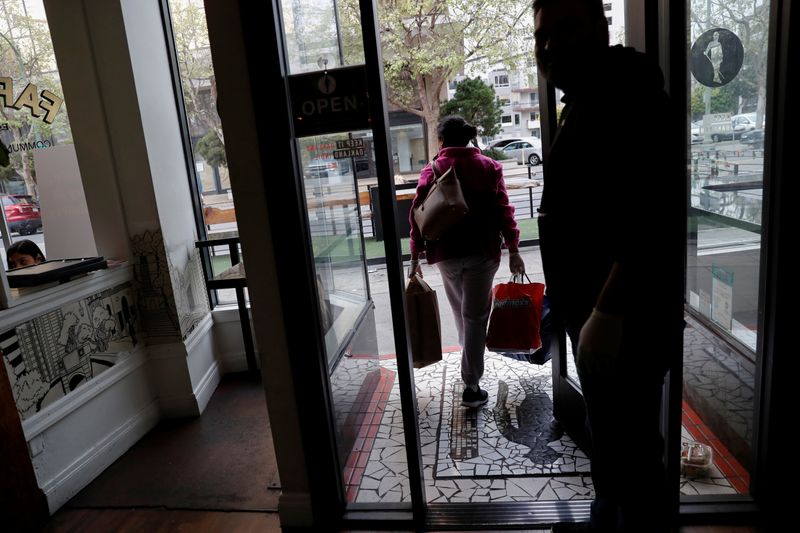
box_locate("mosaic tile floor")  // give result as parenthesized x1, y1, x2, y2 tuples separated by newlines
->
(432, 356, 589, 478)
(332, 350, 748, 504)
(683, 315, 755, 463)
(344, 351, 593, 503)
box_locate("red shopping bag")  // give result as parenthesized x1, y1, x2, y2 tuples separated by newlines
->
(486, 275, 545, 354)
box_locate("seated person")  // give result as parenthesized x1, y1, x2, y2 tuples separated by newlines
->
(7, 239, 45, 270)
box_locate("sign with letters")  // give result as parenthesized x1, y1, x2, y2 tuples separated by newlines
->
(288, 66, 370, 137)
(333, 138, 365, 159)
(0, 77, 64, 124)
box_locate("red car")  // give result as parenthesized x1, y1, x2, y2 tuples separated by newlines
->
(1, 194, 42, 235)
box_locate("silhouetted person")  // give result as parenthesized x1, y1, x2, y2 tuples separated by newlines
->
(7, 239, 45, 270)
(534, 1, 684, 531)
(409, 115, 524, 408)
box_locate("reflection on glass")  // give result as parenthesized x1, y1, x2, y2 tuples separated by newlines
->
(298, 132, 403, 506)
(682, 0, 770, 497)
(299, 134, 369, 362)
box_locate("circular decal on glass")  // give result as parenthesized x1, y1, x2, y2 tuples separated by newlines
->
(691, 28, 744, 88)
(317, 74, 336, 95)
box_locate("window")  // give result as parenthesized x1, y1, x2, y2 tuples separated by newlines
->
(501, 115, 512, 125)
(606, 16, 612, 25)
(604, 2, 612, 11)
(494, 74, 509, 87)
(499, 98, 511, 107)
(167, 0, 237, 304)
(684, 0, 773, 499)
(514, 114, 520, 125)
(1, 0, 96, 305)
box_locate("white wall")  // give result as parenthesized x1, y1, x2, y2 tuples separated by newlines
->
(34, 145, 98, 259)
(212, 306, 255, 373)
(25, 348, 158, 512)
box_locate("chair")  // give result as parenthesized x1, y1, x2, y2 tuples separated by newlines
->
(195, 236, 257, 374)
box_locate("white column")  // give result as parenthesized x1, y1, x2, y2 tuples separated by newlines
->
(396, 130, 412, 172)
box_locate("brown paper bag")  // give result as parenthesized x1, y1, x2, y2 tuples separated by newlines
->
(405, 274, 442, 368)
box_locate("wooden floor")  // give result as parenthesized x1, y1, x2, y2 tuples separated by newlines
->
(44, 509, 281, 532)
(45, 508, 761, 533)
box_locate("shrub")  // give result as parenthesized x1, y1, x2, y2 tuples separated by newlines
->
(482, 148, 506, 160)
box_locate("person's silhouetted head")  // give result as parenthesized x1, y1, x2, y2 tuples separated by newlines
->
(7, 239, 45, 269)
(533, 0, 610, 92)
(437, 115, 478, 148)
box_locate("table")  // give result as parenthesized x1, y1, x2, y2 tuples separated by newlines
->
(506, 179, 542, 216)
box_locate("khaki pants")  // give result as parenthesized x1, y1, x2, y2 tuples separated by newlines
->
(436, 255, 499, 388)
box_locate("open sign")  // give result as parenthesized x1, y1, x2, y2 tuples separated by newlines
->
(289, 65, 370, 137)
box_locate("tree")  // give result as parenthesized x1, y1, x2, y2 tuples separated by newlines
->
(690, 85, 738, 119)
(339, 0, 536, 158)
(440, 77, 502, 140)
(169, 0, 224, 154)
(194, 130, 226, 168)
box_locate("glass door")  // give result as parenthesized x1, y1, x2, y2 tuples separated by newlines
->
(682, 0, 772, 501)
(276, 0, 423, 513)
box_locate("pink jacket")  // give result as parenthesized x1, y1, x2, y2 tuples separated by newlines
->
(409, 146, 519, 264)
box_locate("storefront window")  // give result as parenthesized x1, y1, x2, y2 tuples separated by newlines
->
(1, 0, 96, 304)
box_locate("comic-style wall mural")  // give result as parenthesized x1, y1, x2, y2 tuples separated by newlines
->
(131, 229, 209, 344)
(0, 283, 138, 420)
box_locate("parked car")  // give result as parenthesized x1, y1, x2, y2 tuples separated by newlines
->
(304, 158, 347, 185)
(731, 113, 760, 132)
(501, 137, 543, 165)
(485, 138, 521, 150)
(740, 129, 765, 149)
(708, 113, 761, 142)
(691, 121, 703, 144)
(1, 194, 42, 235)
